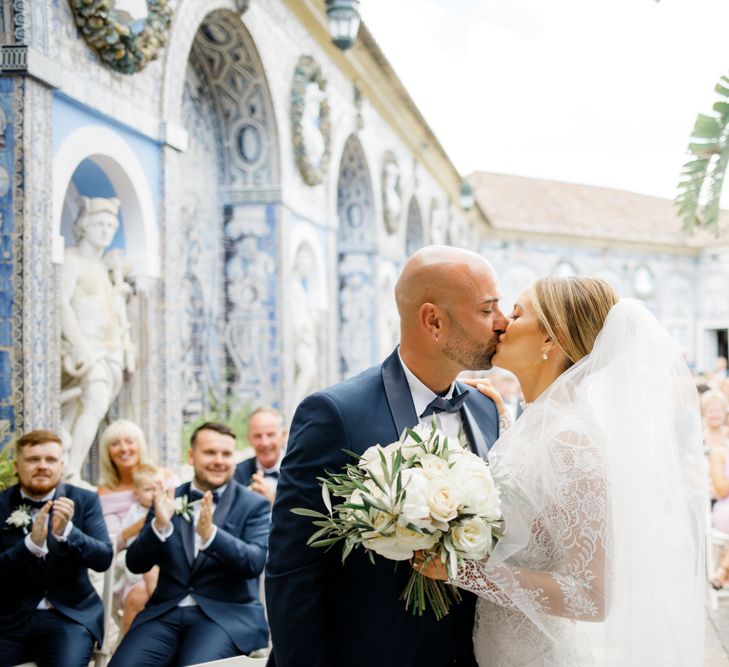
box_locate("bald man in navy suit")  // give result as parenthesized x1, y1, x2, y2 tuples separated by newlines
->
(266, 246, 509, 667)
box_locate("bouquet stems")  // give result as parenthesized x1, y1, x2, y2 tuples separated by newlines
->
(400, 569, 462, 621)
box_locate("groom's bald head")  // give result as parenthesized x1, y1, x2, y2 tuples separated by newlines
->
(395, 246, 505, 382)
(395, 246, 497, 323)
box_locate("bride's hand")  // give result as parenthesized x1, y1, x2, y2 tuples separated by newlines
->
(412, 550, 448, 581)
(461, 377, 507, 416)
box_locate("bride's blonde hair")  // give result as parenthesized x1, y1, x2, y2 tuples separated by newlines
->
(530, 277, 619, 368)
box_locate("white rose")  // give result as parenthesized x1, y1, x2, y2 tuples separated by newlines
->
(419, 454, 450, 480)
(451, 456, 502, 519)
(359, 444, 394, 482)
(451, 517, 493, 559)
(340, 489, 367, 521)
(393, 523, 440, 552)
(362, 510, 414, 561)
(426, 478, 462, 526)
(398, 468, 435, 530)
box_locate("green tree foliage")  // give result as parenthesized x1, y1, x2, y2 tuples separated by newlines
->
(677, 73, 729, 234)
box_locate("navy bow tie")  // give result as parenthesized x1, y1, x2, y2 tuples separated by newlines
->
(420, 390, 470, 418)
(262, 470, 279, 479)
(22, 498, 51, 511)
(188, 489, 221, 504)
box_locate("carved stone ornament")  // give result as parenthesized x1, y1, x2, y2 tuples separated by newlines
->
(68, 0, 173, 75)
(381, 151, 402, 234)
(291, 55, 331, 186)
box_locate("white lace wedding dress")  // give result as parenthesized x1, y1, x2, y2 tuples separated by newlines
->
(454, 300, 705, 666)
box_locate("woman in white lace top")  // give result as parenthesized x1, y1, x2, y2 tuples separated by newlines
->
(416, 277, 705, 666)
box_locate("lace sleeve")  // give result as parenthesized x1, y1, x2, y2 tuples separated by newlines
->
(455, 430, 608, 622)
(498, 410, 512, 433)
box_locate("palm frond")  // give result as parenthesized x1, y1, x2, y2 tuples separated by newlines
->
(676, 74, 729, 234)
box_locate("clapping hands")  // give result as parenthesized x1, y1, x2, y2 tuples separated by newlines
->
(29, 497, 76, 548)
(152, 480, 176, 534)
(196, 491, 215, 543)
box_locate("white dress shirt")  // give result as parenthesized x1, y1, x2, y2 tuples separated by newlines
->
(398, 351, 465, 440)
(152, 481, 226, 607)
(22, 488, 73, 609)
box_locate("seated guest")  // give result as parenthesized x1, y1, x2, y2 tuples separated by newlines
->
(119, 463, 162, 635)
(0, 429, 113, 667)
(109, 422, 270, 666)
(234, 407, 286, 504)
(97, 419, 177, 544)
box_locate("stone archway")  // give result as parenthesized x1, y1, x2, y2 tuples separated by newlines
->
(178, 9, 281, 421)
(336, 134, 376, 379)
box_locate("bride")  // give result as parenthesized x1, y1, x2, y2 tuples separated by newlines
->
(416, 277, 706, 666)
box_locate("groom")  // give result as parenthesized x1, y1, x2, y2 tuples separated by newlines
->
(266, 246, 508, 666)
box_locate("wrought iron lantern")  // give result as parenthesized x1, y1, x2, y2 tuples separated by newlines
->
(325, 0, 361, 51)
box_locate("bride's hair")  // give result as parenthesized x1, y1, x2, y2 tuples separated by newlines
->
(530, 277, 618, 368)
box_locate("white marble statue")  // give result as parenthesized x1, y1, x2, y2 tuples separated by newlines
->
(290, 243, 321, 408)
(382, 161, 402, 232)
(60, 197, 136, 475)
(302, 81, 326, 169)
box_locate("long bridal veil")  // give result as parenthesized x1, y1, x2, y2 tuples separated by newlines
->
(483, 299, 705, 665)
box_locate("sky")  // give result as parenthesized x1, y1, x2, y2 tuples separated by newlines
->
(362, 0, 729, 200)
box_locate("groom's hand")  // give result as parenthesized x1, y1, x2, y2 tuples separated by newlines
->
(412, 550, 448, 581)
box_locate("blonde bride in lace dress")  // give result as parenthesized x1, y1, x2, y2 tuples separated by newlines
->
(417, 277, 705, 666)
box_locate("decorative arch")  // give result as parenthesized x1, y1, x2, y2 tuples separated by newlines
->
(52, 125, 159, 277)
(175, 7, 282, 419)
(188, 10, 280, 191)
(405, 196, 424, 256)
(337, 134, 376, 378)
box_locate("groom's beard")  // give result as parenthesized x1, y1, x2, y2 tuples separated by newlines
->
(442, 319, 498, 370)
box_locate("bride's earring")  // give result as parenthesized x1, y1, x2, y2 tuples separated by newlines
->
(542, 351, 548, 361)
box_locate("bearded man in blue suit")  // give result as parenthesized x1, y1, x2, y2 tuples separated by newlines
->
(110, 422, 270, 666)
(0, 429, 113, 667)
(266, 246, 509, 667)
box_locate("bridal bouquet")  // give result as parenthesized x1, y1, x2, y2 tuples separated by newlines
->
(293, 422, 503, 619)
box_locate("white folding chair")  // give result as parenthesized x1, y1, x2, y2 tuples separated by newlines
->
(189, 657, 268, 667)
(707, 501, 729, 610)
(92, 542, 117, 667)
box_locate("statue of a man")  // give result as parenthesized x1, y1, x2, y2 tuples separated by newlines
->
(60, 197, 136, 475)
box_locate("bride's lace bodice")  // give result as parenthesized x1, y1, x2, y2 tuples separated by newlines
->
(456, 405, 608, 666)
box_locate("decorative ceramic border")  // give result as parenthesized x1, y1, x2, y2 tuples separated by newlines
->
(290, 55, 331, 186)
(68, 0, 173, 75)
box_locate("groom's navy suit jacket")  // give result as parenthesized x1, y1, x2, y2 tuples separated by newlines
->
(126, 480, 270, 654)
(0, 483, 113, 644)
(266, 349, 500, 667)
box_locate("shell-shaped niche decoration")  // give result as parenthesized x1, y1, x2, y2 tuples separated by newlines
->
(68, 0, 173, 75)
(291, 55, 331, 186)
(381, 151, 402, 234)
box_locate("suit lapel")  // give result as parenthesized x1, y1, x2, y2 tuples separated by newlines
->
(460, 404, 489, 459)
(457, 382, 499, 456)
(381, 348, 419, 437)
(177, 483, 195, 567)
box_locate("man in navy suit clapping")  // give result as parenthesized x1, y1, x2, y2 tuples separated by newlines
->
(110, 422, 270, 666)
(0, 429, 113, 667)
